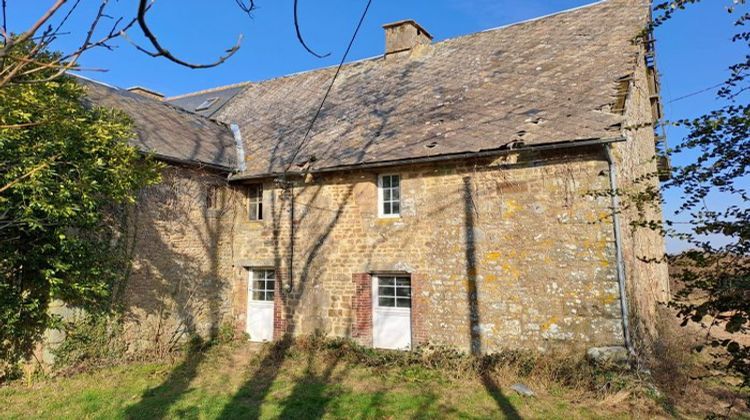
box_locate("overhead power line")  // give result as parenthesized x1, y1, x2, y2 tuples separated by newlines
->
(667, 82, 727, 104)
(285, 0, 373, 173)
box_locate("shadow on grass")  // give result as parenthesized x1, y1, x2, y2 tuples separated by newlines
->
(123, 345, 207, 419)
(216, 337, 298, 419)
(276, 347, 349, 419)
(481, 372, 522, 420)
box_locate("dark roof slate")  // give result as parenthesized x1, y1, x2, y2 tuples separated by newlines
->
(166, 83, 250, 118)
(216, 0, 648, 177)
(79, 77, 237, 170)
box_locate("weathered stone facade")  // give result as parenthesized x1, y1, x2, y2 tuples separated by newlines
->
(224, 147, 626, 353)
(612, 45, 671, 344)
(123, 127, 668, 355)
(99, 0, 671, 356)
(122, 166, 235, 351)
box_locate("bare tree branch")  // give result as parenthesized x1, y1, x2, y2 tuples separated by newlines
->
(0, 0, 140, 87)
(234, 0, 256, 16)
(0, 0, 68, 59)
(293, 0, 330, 58)
(2, 0, 8, 42)
(133, 0, 243, 69)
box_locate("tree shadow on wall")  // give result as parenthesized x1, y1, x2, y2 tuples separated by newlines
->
(122, 169, 229, 417)
(216, 181, 356, 419)
(463, 175, 522, 420)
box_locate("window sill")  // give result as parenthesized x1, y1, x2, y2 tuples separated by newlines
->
(377, 214, 401, 219)
(376, 216, 402, 225)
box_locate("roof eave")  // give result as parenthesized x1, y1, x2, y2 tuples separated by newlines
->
(145, 151, 234, 173)
(227, 136, 626, 182)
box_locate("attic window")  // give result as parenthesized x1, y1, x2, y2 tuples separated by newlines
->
(195, 97, 219, 111)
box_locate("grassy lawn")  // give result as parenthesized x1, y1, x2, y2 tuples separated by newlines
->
(0, 341, 695, 419)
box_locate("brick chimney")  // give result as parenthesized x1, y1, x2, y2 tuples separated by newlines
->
(383, 20, 433, 58)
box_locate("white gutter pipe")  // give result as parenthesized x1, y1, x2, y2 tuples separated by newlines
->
(604, 144, 634, 356)
(230, 123, 246, 173)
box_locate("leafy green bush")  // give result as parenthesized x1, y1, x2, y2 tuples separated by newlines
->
(51, 314, 128, 374)
(0, 41, 161, 375)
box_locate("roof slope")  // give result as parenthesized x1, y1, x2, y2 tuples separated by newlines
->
(79, 78, 237, 170)
(216, 0, 648, 177)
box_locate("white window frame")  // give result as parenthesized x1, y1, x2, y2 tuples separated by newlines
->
(377, 174, 401, 218)
(248, 184, 263, 221)
(249, 268, 275, 302)
(372, 275, 412, 310)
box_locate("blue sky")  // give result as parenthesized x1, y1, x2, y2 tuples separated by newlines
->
(8, 0, 748, 252)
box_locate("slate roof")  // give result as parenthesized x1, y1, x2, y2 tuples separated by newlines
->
(214, 0, 648, 178)
(166, 82, 250, 118)
(78, 77, 237, 170)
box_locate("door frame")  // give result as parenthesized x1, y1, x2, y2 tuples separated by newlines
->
(371, 274, 413, 350)
(246, 268, 275, 342)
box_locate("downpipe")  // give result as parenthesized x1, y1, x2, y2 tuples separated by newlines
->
(604, 144, 635, 356)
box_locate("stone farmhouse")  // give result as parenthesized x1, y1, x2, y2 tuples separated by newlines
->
(80, 0, 670, 355)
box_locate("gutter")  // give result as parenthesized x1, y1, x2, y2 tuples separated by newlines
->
(228, 136, 626, 182)
(604, 143, 635, 356)
(230, 123, 247, 172)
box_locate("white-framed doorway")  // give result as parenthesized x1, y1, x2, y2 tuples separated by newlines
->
(246, 268, 275, 342)
(372, 275, 412, 350)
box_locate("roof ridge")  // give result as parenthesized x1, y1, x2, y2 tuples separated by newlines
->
(176, 1, 613, 96)
(477, 0, 607, 35)
(165, 81, 253, 101)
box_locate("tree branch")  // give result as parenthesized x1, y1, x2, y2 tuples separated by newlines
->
(293, 0, 330, 58)
(134, 0, 243, 69)
(0, 0, 68, 58)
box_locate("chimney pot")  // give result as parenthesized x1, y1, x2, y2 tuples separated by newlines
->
(383, 20, 433, 58)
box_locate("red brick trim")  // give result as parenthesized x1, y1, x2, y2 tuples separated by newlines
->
(273, 268, 288, 340)
(235, 267, 249, 337)
(411, 273, 428, 347)
(352, 273, 373, 346)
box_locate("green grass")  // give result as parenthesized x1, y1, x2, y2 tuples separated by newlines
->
(0, 343, 656, 419)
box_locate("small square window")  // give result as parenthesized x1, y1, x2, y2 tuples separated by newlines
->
(250, 269, 275, 302)
(376, 276, 411, 308)
(248, 184, 263, 221)
(378, 174, 401, 218)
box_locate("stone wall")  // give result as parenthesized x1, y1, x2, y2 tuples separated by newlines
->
(123, 166, 236, 352)
(117, 53, 670, 354)
(228, 147, 625, 353)
(613, 45, 671, 347)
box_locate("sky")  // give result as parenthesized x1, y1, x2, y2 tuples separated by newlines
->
(7, 0, 748, 252)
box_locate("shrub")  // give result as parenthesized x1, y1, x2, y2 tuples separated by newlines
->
(51, 314, 128, 374)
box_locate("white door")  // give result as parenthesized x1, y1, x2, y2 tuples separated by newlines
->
(372, 275, 412, 350)
(246, 269, 275, 342)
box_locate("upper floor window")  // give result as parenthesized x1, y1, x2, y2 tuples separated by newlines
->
(378, 174, 400, 217)
(248, 184, 263, 220)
